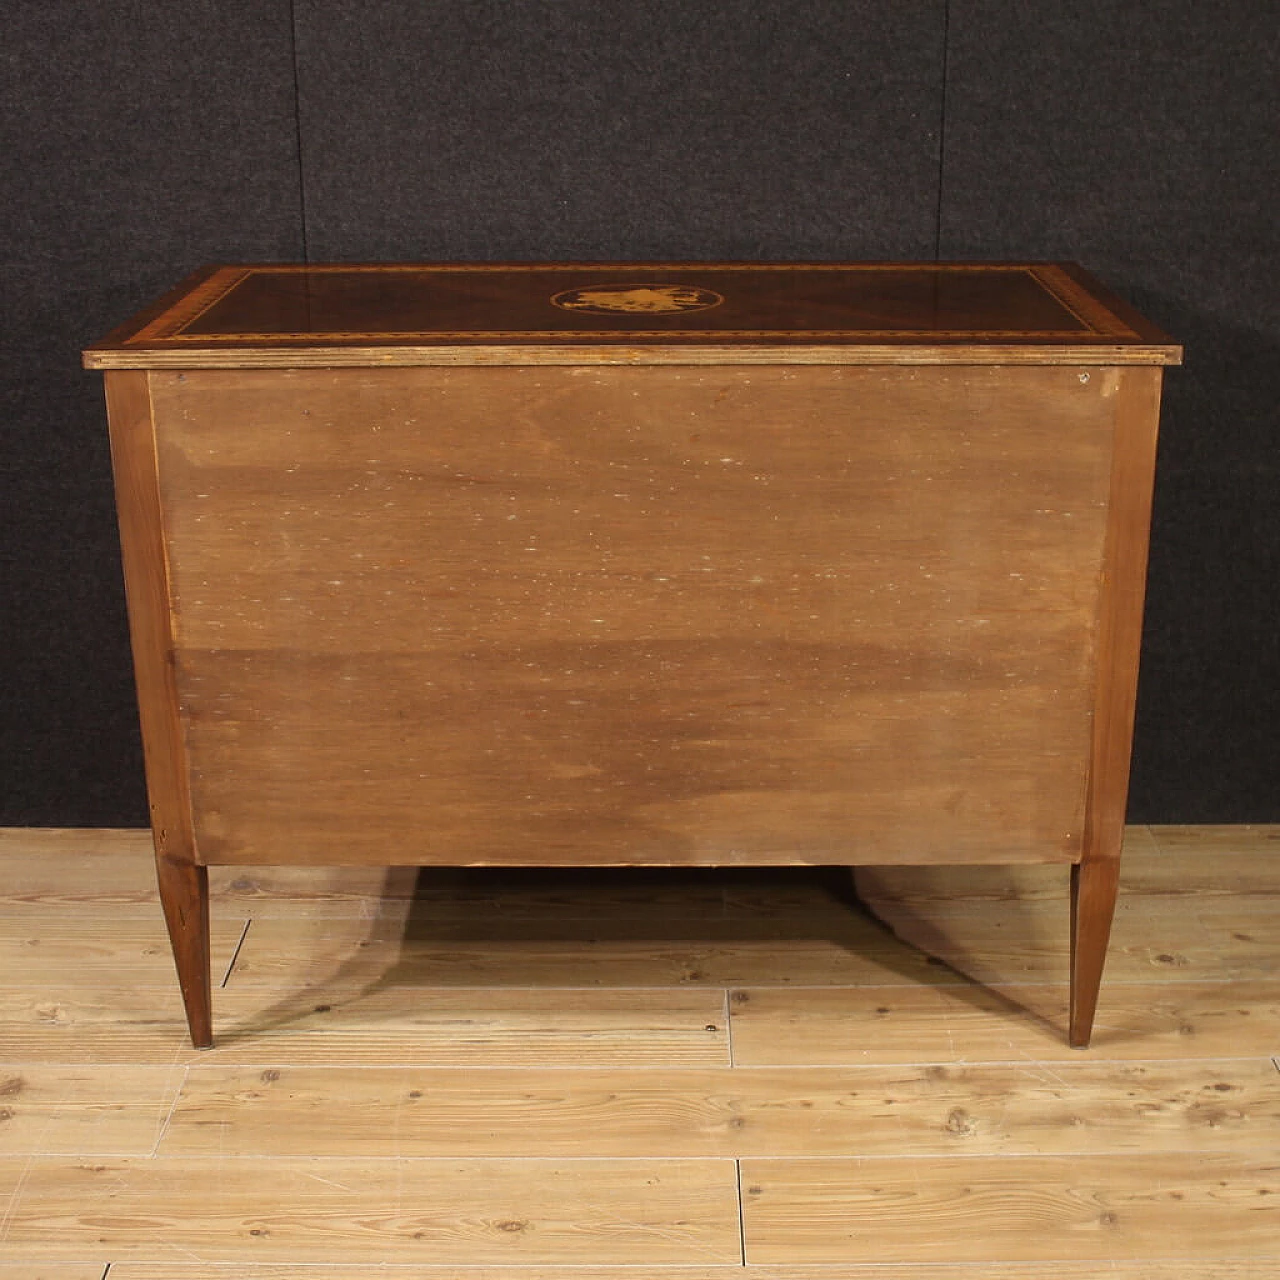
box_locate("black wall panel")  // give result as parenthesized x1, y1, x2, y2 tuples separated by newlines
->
(293, 0, 947, 260)
(937, 3, 1280, 820)
(1, 3, 304, 823)
(3, 2, 1276, 825)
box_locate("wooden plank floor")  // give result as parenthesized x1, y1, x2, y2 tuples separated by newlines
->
(0, 826, 1276, 1276)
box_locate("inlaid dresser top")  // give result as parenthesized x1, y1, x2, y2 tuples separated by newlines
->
(84, 262, 1180, 368)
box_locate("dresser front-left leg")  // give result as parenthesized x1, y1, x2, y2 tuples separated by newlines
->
(155, 855, 212, 1048)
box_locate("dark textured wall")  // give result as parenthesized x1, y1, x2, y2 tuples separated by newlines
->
(937, 2, 1280, 820)
(292, 0, 945, 260)
(2, 1, 1276, 825)
(1, 3, 304, 824)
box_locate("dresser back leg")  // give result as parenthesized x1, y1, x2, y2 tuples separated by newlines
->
(1069, 858, 1121, 1047)
(155, 856, 212, 1048)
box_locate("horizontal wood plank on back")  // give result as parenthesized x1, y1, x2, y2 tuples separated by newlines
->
(151, 363, 1114, 870)
(0, 1156, 741, 1265)
(726, 981, 1280, 1064)
(0, 1064, 185, 1156)
(157, 1059, 1280, 1159)
(0, 985, 728, 1067)
(739, 1154, 1280, 1264)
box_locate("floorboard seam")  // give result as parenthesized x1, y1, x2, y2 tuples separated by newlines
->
(735, 1156, 747, 1266)
(149, 1064, 190, 1157)
(724, 988, 736, 1067)
(220, 919, 253, 988)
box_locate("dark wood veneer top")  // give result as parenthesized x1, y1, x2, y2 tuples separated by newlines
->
(84, 262, 1180, 366)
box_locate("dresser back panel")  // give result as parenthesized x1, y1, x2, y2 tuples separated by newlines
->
(149, 363, 1115, 867)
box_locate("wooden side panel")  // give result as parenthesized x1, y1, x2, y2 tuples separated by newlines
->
(1068, 365, 1165, 1045)
(104, 369, 211, 1044)
(1084, 366, 1166, 866)
(150, 364, 1116, 867)
(103, 370, 194, 863)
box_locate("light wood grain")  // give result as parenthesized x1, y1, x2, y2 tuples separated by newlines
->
(0, 1156, 741, 1264)
(219, 902, 945, 989)
(219, 883, 1278, 989)
(0, 986, 728, 1067)
(739, 1154, 1280, 1263)
(157, 1059, 1280, 1159)
(1150, 824, 1280, 855)
(0, 1268, 107, 1280)
(91, 1266, 1280, 1280)
(0, 1065, 184, 1156)
(0, 825, 1276, 1274)
(726, 981, 1280, 1064)
(0, 914, 246, 986)
(857, 892, 1280, 987)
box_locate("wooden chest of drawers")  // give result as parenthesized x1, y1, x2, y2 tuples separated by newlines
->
(85, 262, 1179, 1046)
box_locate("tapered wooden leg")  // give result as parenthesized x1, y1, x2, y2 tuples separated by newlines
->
(1069, 858, 1121, 1048)
(155, 855, 212, 1048)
